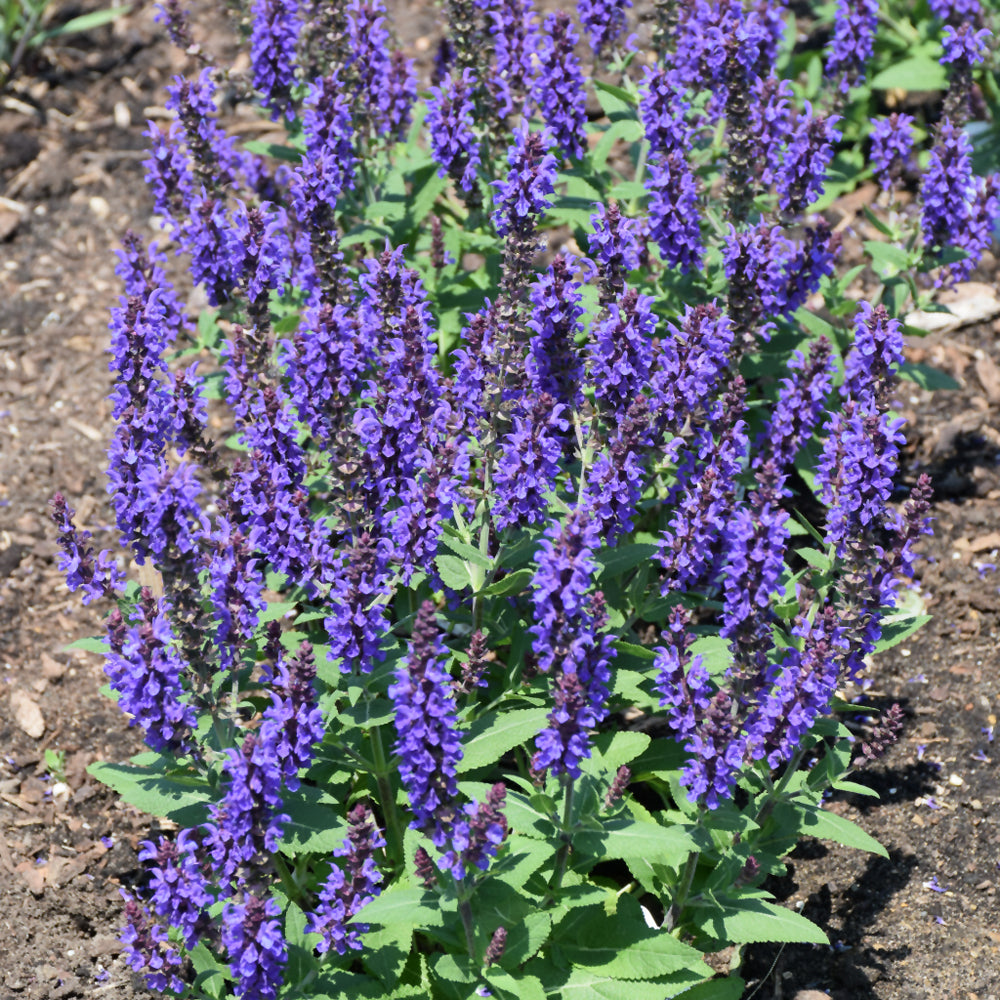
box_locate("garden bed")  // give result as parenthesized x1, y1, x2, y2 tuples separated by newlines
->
(0, 3, 998, 998)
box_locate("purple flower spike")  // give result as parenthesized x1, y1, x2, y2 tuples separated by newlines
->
(105, 599, 197, 755)
(654, 605, 712, 742)
(843, 301, 904, 409)
(683, 689, 746, 810)
(137, 830, 213, 949)
(532, 11, 588, 160)
(639, 65, 690, 157)
(205, 728, 289, 883)
(492, 392, 569, 531)
(533, 629, 615, 779)
(489, 0, 538, 118)
(647, 152, 702, 273)
(650, 303, 735, 432)
(928, 0, 983, 22)
(817, 402, 906, 558)
(530, 507, 602, 675)
(583, 396, 654, 541)
(578, 0, 632, 58)
(658, 381, 748, 594)
(323, 532, 393, 673)
(826, 0, 879, 92)
(943, 173, 1000, 285)
(755, 338, 833, 482)
(347, 0, 416, 140)
(775, 104, 841, 215)
(922, 118, 977, 254)
(588, 202, 644, 302)
(308, 803, 385, 954)
(120, 890, 185, 994)
(221, 894, 288, 1000)
(870, 113, 916, 191)
(745, 608, 844, 767)
(941, 23, 992, 66)
(589, 288, 656, 419)
(427, 69, 482, 192)
(250, 0, 301, 119)
(264, 642, 325, 789)
(493, 124, 558, 237)
(390, 602, 464, 837)
(50, 493, 125, 604)
(526, 255, 588, 408)
(301, 71, 357, 205)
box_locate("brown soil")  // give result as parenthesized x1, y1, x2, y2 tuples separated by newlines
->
(0, 4, 998, 1000)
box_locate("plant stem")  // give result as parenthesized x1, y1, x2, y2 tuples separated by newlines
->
(544, 776, 576, 905)
(456, 889, 477, 960)
(754, 743, 809, 829)
(664, 849, 699, 932)
(370, 724, 405, 874)
(273, 852, 301, 904)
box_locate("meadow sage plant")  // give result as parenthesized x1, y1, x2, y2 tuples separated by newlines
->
(55, 0, 997, 998)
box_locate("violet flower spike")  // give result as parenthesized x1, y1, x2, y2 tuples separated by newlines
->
(427, 68, 483, 192)
(826, 0, 879, 92)
(220, 893, 288, 1000)
(578, 0, 632, 59)
(307, 803, 386, 954)
(532, 11, 588, 160)
(389, 602, 465, 839)
(870, 113, 915, 191)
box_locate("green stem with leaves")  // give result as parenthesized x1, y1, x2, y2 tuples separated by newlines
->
(370, 724, 405, 874)
(544, 776, 576, 906)
(664, 849, 699, 932)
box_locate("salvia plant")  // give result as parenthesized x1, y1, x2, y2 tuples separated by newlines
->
(52, 0, 997, 998)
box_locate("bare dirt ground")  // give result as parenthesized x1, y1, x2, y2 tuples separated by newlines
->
(0, 3, 998, 999)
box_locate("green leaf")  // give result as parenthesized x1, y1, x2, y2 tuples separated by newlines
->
(63, 635, 106, 654)
(795, 309, 838, 340)
(873, 613, 931, 653)
(592, 79, 639, 115)
(595, 541, 659, 579)
(458, 708, 550, 772)
(354, 886, 446, 929)
(436, 553, 482, 592)
(88, 759, 209, 826)
(870, 56, 948, 92)
(483, 568, 534, 597)
(291, 971, 388, 999)
(551, 898, 712, 981)
(592, 118, 643, 172)
(689, 636, 732, 682)
(242, 139, 303, 164)
(532, 957, 709, 1000)
(280, 792, 347, 854)
(440, 530, 493, 568)
(688, 896, 828, 945)
(798, 804, 888, 857)
(501, 911, 553, 967)
(583, 730, 651, 774)
(35, 5, 129, 42)
(362, 923, 413, 989)
(500, 789, 557, 839)
(485, 968, 547, 1000)
(574, 816, 698, 871)
(407, 161, 449, 229)
(672, 975, 745, 1000)
(796, 547, 831, 573)
(188, 941, 230, 999)
(864, 240, 911, 273)
(898, 362, 960, 392)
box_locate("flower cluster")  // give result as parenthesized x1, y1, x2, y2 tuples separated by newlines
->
(71, 0, 959, 990)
